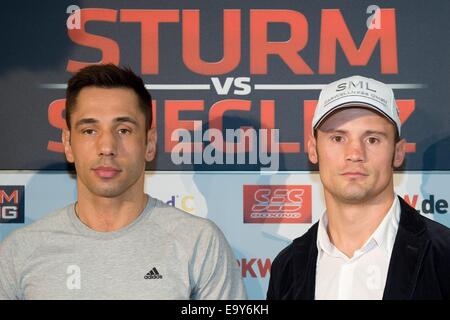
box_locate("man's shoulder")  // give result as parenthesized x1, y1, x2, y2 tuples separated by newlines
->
(418, 215, 450, 249)
(0, 205, 72, 257)
(12, 205, 72, 235)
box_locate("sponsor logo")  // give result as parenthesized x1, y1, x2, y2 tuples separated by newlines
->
(237, 258, 272, 278)
(0, 186, 25, 223)
(243, 185, 312, 223)
(403, 194, 448, 214)
(166, 195, 195, 213)
(144, 267, 163, 280)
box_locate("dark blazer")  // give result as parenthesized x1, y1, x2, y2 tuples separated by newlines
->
(267, 196, 450, 300)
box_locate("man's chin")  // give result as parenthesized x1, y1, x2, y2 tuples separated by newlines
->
(339, 191, 372, 204)
(335, 186, 371, 204)
(88, 186, 126, 199)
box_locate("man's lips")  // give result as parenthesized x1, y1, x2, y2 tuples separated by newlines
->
(92, 166, 121, 178)
(341, 171, 369, 178)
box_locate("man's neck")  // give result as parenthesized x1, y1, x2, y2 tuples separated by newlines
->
(324, 191, 396, 258)
(75, 191, 148, 232)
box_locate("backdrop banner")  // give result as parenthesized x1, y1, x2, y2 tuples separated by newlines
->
(0, 0, 449, 299)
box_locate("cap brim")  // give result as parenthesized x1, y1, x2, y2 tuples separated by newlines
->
(313, 102, 399, 134)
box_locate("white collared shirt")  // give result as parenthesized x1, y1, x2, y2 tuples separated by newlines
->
(315, 196, 401, 300)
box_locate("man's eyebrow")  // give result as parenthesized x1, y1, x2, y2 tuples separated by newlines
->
(320, 128, 347, 134)
(74, 117, 139, 128)
(364, 130, 388, 137)
(320, 129, 389, 137)
(75, 118, 98, 128)
(114, 117, 139, 126)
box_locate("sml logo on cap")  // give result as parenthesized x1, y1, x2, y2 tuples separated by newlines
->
(312, 75, 401, 135)
(0, 186, 25, 223)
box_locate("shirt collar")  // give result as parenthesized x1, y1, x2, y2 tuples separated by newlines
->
(316, 212, 332, 257)
(370, 195, 400, 256)
(316, 195, 401, 259)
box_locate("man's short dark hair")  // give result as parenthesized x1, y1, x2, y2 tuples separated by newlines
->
(65, 64, 152, 130)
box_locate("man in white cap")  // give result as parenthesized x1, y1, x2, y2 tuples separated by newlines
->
(267, 75, 450, 300)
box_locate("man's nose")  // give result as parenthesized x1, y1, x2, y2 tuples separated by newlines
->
(345, 139, 365, 162)
(97, 131, 117, 157)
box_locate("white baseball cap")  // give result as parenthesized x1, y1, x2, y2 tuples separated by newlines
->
(312, 75, 401, 135)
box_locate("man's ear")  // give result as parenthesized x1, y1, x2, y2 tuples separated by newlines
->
(62, 129, 75, 163)
(145, 128, 157, 162)
(393, 138, 406, 168)
(307, 134, 318, 164)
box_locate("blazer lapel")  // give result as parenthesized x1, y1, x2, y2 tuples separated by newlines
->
(383, 197, 430, 299)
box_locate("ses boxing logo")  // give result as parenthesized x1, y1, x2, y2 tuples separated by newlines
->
(243, 185, 311, 223)
(0, 186, 25, 223)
